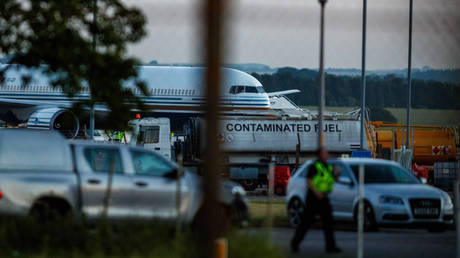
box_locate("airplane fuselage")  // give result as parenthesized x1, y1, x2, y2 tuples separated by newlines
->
(0, 65, 270, 130)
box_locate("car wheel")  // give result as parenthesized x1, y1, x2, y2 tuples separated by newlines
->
(275, 184, 285, 196)
(287, 197, 304, 228)
(355, 201, 378, 232)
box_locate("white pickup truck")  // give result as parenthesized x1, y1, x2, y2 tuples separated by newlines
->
(0, 129, 248, 224)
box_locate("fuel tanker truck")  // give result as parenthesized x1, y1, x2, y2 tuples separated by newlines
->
(178, 115, 367, 191)
(129, 102, 368, 192)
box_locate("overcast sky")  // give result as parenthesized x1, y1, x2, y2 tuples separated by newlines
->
(124, 0, 460, 70)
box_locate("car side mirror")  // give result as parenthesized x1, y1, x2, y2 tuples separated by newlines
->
(337, 177, 354, 186)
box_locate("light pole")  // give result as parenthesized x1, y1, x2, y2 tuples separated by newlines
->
(406, 0, 413, 148)
(317, 0, 327, 148)
(360, 0, 367, 151)
(358, 1, 367, 257)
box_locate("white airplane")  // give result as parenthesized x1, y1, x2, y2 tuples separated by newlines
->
(0, 65, 293, 137)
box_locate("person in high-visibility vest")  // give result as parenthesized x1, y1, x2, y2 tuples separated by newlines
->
(113, 131, 125, 142)
(291, 146, 342, 254)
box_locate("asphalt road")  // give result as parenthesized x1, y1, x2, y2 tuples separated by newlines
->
(255, 227, 456, 258)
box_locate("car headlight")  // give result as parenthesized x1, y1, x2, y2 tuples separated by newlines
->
(379, 195, 404, 205)
(231, 185, 246, 196)
(444, 195, 454, 209)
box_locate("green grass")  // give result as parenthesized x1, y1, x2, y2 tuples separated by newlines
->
(0, 217, 286, 258)
(248, 200, 290, 228)
(303, 106, 460, 126)
(385, 108, 460, 126)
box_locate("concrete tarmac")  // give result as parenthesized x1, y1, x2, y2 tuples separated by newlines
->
(252, 227, 456, 258)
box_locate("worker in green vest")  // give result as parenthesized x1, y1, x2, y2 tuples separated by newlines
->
(291, 146, 342, 254)
(113, 131, 125, 142)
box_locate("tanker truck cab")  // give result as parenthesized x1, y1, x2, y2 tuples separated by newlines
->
(129, 118, 172, 160)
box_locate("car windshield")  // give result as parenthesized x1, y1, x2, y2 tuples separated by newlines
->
(350, 163, 419, 184)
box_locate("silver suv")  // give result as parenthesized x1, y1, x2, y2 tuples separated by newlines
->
(286, 158, 454, 231)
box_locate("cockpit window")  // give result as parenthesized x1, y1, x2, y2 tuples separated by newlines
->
(229, 85, 245, 94)
(245, 86, 258, 93)
(229, 85, 265, 94)
(256, 86, 265, 93)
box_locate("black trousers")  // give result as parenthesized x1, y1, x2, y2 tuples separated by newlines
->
(291, 194, 337, 249)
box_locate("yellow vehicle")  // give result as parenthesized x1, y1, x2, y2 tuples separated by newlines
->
(369, 121, 458, 166)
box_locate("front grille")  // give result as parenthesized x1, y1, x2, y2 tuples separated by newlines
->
(409, 198, 441, 219)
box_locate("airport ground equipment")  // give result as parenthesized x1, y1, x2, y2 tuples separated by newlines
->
(433, 162, 460, 192)
(129, 117, 172, 160)
(228, 165, 290, 195)
(271, 166, 291, 196)
(369, 122, 459, 188)
(0, 129, 248, 224)
(370, 122, 458, 166)
(130, 107, 368, 191)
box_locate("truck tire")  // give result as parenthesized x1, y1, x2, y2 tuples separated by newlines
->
(30, 197, 72, 223)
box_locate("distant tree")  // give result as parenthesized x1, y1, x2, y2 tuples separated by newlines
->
(0, 0, 147, 129)
(254, 68, 460, 110)
(368, 107, 397, 122)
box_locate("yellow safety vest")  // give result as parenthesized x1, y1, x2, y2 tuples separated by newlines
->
(312, 162, 335, 193)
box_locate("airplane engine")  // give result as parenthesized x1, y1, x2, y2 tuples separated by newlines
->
(27, 107, 80, 138)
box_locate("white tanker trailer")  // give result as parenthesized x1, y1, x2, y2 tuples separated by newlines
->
(178, 114, 369, 191)
(183, 116, 368, 166)
(131, 109, 369, 191)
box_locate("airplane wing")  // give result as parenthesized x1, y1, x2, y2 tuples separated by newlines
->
(266, 89, 301, 97)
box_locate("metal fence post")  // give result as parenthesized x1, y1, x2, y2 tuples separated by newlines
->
(176, 154, 183, 235)
(358, 164, 365, 258)
(406, 0, 413, 149)
(455, 176, 460, 258)
(360, 0, 367, 151)
(391, 128, 395, 161)
(267, 157, 275, 243)
(317, 0, 327, 148)
(201, 0, 226, 256)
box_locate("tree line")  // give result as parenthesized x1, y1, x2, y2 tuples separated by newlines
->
(253, 67, 460, 110)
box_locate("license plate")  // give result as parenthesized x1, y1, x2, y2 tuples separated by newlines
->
(414, 208, 439, 215)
